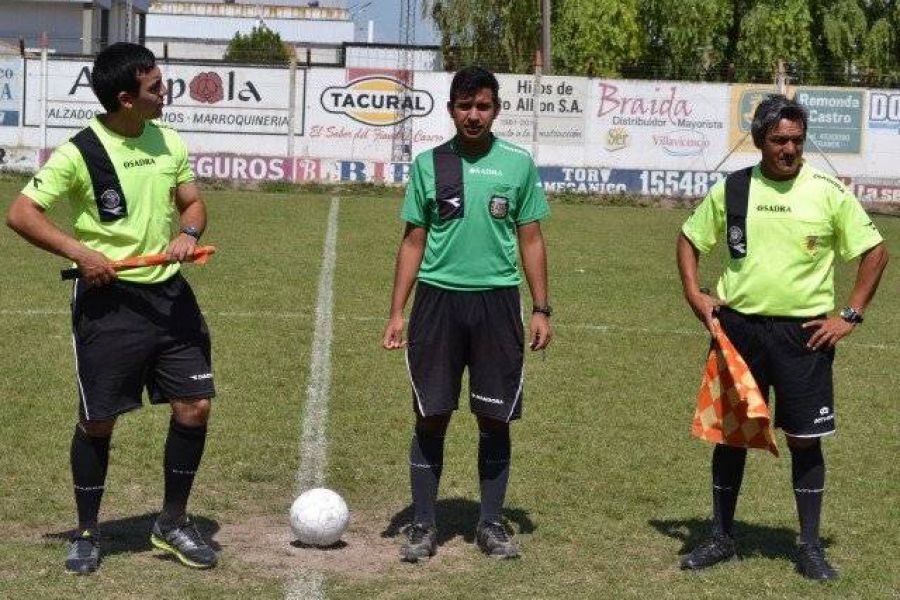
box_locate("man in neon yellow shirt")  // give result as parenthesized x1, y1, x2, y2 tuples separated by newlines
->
(676, 94, 888, 581)
(382, 66, 552, 562)
(6, 43, 217, 574)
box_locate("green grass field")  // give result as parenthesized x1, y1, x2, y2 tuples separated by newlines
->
(0, 175, 897, 599)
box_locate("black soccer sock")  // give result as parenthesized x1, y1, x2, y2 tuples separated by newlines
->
(70, 425, 111, 532)
(477, 423, 511, 524)
(409, 426, 445, 527)
(790, 441, 825, 545)
(159, 417, 207, 529)
(711, 444, 747, 538)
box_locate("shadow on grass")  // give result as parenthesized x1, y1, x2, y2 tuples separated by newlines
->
(43, 512, 222, 560)
(381, 498, 535, 545)
(649, 517, 833, 561)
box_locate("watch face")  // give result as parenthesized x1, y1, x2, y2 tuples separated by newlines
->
(840, 308, 862, 323)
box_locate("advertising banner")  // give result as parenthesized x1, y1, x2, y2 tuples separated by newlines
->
(586, 80, 730, 170)
(495, 74, 587, 155)
(24, 59, 301, 135)
(0, 146, 37, 171)
(728, 84, 775, 153)
(0, 56, 20, 127)
(303, 67, 451, 161)
(729, 85, 864, 154)
(538, 166, 725, 197)
(188, 154, 411, 184)
(795, 87, 864, 153)
(863, 89, 900, 178)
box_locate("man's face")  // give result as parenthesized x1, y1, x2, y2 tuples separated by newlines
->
(121, 66, 166, 119)
(760, 118, 805, 180)
(448, 87, 499, 144)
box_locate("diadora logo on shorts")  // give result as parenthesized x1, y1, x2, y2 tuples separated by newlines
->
(443, 196, 461, 209)
(190, 373, 213, 381)
(814, 406, 834, 424)
(468, 166, 503, 177)
(471, 392, 504, 405)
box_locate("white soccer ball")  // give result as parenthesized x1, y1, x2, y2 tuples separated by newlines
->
(289, 488, 350, 547)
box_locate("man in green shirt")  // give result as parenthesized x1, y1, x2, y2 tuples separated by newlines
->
(676, 94, 888, 581)
(6, 43, 217, 574)
(382, 66, 552, 562)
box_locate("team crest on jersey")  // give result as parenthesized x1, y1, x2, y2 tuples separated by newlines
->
(727, 225, 746, 256)
(489, 196, 509, 219)
(100, 189, 124, 216)
(805, 235, 819, 255)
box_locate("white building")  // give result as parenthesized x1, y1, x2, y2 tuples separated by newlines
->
(0, 0, 149, 55)
(145, 0, 355, 63)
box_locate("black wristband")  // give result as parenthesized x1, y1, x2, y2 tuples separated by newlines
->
(532, 305, 552, 317)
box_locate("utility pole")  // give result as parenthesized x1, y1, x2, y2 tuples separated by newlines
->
(541, 0, 552, 75)
(391, 0, 415, 163)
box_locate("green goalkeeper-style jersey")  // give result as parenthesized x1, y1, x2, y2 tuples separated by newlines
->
(401, 135, 550, 291)
(21, 117, 194, 284)
(682, 162, 883, 317)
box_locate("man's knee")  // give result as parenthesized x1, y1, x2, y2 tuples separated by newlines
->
(79, 418, 116, 437)
(476, 414, 509, 433)
(415, 413, 451, 436)
(171, 398, 211, 427)
(786, 435, 820, 450)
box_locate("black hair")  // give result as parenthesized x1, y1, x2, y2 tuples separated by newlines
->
(447, 66, 500, 107)
(751, 94, 808, 148)
(91, 43, 157, 113)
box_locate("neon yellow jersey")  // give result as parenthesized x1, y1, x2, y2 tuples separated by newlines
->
(401, 136, 550, 291)
(682, 163, 883, 317)
(21, 117, 194, 284)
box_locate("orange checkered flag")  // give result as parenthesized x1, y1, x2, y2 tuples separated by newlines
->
(691, 319, 779, 457)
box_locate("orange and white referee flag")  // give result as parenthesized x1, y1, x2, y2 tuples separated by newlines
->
(691, 319, 779, 457)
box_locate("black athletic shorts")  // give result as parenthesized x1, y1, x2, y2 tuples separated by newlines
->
(717, 306, 835, 437)
(71, 273, 215, 421)
(406, 282, 524, 422)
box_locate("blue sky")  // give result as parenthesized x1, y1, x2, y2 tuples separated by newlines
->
(348, 0, 441, 45)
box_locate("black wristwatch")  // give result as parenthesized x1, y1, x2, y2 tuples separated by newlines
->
(839, 306, 863, 324)
(532, 304, 553, 317)
(181, 225, 202, 240)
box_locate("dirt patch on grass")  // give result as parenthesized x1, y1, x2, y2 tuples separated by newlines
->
(217, 507, 474, 583)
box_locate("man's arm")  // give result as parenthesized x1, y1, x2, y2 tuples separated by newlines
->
(382, 223, 427, 350)
(676, 232, 723, 332)
(165, 181, 207, 262)
(804, 242, 889, 350)
(6, 194, 116, 286)
(518, 221, 552, 351)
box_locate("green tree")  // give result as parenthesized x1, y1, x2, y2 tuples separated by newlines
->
(223, 26, 292, 65)
(735, 0, 818, 83)
(859, 0, 900, 85)
(821, 0, 867, 82)
(422, 0, 539, 72)
(552, 0, 644, 77)
(640, 0, 732, 81)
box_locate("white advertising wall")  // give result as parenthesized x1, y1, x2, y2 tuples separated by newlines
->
(2, 57, 899, 202)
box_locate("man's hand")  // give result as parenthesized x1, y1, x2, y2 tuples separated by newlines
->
(382, 315, 406, 350)
(74, 247, 116, 287)
(686, 290, 725, 333)
(165, 232, 198, 263)
(802, 316, 855, 350)
(529, 313, 553, 351)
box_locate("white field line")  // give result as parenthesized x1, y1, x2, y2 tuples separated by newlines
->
(3, 307, 897, 352)
(286, 197, 339, 600)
